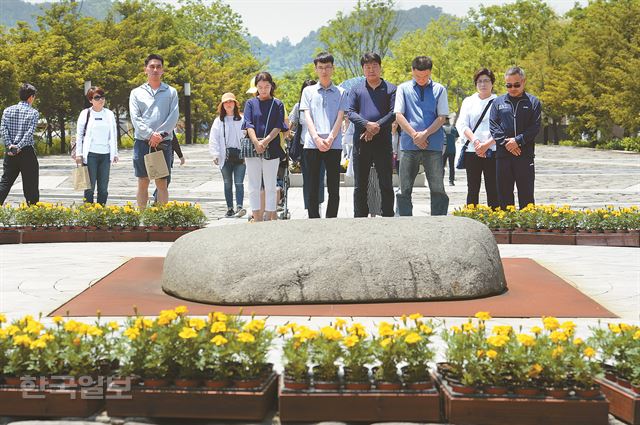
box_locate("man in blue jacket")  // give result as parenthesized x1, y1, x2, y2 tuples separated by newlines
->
(489, 66, 541, 210)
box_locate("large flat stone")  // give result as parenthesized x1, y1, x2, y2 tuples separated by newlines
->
(161, 217, 507, 305)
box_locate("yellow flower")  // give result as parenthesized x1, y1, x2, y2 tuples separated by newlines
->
(450, 326, 462, 334)
(378, 322, 394, 336)
(174, 306, 189, 315)
(409, 313, 423, 321)
(405, 332, 422, 344)
(150, 332, 158, 342)
(24, 320, 44, 335)
(560, 321, 576, 334)
(343, 335, 359, 348)
(210, 321, 227, 333)
(550, 330, 568, 343)
(348, 323, 367, 337)
(608, 323, 621, 334)
(462, 322, 476, 333)
(0, 313, 6, 324)
(486, 349, 498, 359)
(5, 325, 20, 336)
(420, 324, 433, 335)
(552, 346, 564, 358)
(179, 327, 198, 339)
(30, 339, 47, 350)
(321, 326, 343, 341)
(13, 334, 32, 347)
(40, 333, 54, 342)
(380, 337, 392, 348)
(135, 317, 154, 329)
(189, 318, 206, 331)
(634, 330, 640, 340)
(210, 335, 228, 346)
(157, 309, 178, 325)
(475, 311, 492, 321)
(476, 349, 484, 357)
(492, 325, 513, 336)
(516, 334, 536, 347)
(394, 328, 408, 337)
(108, 321, 119, 331)
(124, 327, 140, 340)
(237, 332, 256, 343)
(530, 326, 542, 335)
(295, 327, 318, 342)
(52, 316, 64, 324)
(487, 334, 510, 347)
(583, 347, 596, 358)
(620, 323, 632, 332)
(86, 326, 103, 337)
(543, 316, 560, 331)
(573, 338, 584, 346)
(528, 364, 543, 378)
(334, 318, 347, 330)
(243, 319, 266, 333)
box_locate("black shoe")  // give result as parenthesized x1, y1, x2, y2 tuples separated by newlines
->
(225, 208, 234, 217)
(449, 181, 455, 186)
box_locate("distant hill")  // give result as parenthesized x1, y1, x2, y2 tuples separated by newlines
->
(0, 0, 112, 27)
(250, 4, 446, 75)
(1, 1, 444, 75)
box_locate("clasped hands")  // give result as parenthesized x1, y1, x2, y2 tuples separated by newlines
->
(412, 129, 430, 150)
(504, 138, 521, 156)
(360, 121, 380, 143)
(253, 137, 271, 154)
(149, 132, 164, 148)
(314, 134, 335, 152)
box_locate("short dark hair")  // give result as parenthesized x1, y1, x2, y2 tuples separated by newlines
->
(299, 79, 317, 99)
(86, 86, 105, 101)
(254, 71, 276, 97)
(473, 68, 495, 85)
(314, 52, 334, 66)
(19, 83, 37, 101)
(360, 52, 381, 67)
(411, 56, 433, 71)
(145, 54, 164, 66)
(505, 66, 525, 79)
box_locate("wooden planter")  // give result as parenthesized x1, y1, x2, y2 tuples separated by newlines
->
(597, 377, 640, 425)
(491, 230, 511, 244)
(0, 386, 104, 417)
(576, 231, 640, 247)
(85, 230, 149, 242)
(0, 228, 197, 245)
(437, 374, 609, 425)
(510, 230, 576, 245)
(490, 229, 640, 247)
(278, 376, 441, 423)
(105, 372, 278, 420)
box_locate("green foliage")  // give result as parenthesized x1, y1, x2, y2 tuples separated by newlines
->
(558, 137, 640, 152)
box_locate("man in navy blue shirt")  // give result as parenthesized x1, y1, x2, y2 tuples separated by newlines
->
(347, 52, 396, 217)
(489, 66, 541, 209)
(0, 83, 40, 205)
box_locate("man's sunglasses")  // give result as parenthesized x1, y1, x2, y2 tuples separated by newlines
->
(93, 95, 105, 100)
(505, 83, 522, 89)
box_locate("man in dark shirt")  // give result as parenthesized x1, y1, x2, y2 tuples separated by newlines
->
(347, 52, 396, 217)
(0, 83, 40, 205)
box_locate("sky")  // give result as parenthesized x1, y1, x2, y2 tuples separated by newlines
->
(27, 0, 589, 45)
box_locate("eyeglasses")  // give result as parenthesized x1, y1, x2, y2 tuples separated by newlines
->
(316, 65, 333, 71)
(476, 79, 492, 85)
(505, 83, 522, 89)
(93, 95, 105, 100)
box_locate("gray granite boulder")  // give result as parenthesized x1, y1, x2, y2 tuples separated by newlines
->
(162, 216, 507, 305)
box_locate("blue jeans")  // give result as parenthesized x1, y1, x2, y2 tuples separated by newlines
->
(221, 160, 246, 209)
(397, 149, 449, 216)
(84, 152, 110, 205)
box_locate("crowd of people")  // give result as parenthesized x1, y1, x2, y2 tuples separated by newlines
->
(0, 52, 542, 217)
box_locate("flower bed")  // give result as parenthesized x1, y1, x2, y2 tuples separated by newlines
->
(454, 204, 640, 247)
(0, 201, 207, 244)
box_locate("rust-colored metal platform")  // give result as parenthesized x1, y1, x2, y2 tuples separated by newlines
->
(50, 258, 616, 318)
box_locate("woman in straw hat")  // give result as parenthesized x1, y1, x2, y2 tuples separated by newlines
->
(209, 92, 246, 218)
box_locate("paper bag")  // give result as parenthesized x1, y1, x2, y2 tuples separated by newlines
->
(72, 165, 91, 191)
(144, 148, 169, 180)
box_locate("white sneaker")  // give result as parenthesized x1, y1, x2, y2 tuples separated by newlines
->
(235, 207, 247, 218)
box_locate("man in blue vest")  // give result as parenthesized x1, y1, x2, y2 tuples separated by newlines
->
(394, 56, 449, 215)
(489, 66, 541, 209)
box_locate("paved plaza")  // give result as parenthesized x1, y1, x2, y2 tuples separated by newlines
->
(0, 144, 638, 425)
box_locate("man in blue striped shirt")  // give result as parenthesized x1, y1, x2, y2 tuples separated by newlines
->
(0, 83, 40, 205)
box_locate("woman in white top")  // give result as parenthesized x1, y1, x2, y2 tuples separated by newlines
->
(456, 68, 498, 208)
(75, 86, 118, 205)
(209, 92, 246, 218)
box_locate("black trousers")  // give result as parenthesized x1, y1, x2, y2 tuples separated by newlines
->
(304, 148, 341, 218)
(465, 152, 498, 208)
(0, 146, 39, 205)
(496, 155, 535, 210)
(353, 141, 394, 217)
(442, 152, 455, 183)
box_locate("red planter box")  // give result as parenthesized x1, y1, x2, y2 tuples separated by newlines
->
(86, 230, 148, 242)
(597, 378, 640, 425)
(0, 231, 20, 244)
(20, 230, 87, 243)
(511, 231, 576, 245)
(491, 230, 511, 244)
(105, 373, 278, 420)
(0, 387, 103, 417)
(437, 375, 609, 425)
(576, 232, 640, 247)
(278, 378, 441, 423)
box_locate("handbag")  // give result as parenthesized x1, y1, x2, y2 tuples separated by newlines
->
(288, 105, 304, 162)
(456, 99, 494, 170)
(223, 120, 245, 165)
(71, 108, 91, 158)
(240, 99, 275, 160)
(144, 145, 170, 180)
(72, 165, 91, 191)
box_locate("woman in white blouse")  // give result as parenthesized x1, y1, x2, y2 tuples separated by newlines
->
(456, 68, 498, 208)
(209, 92, 246, 218)
(75, 86, 118, 205)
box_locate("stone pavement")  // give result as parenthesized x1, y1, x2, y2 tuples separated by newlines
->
(0, 144, 638, 425)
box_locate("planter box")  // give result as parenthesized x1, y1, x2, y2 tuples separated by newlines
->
(105, 373, 278, 420)
(278, 378, 441, 423)
(437, 375, 609, 425)
(597, 377, 640, 425)
(20, 230, 87, 244)
(0, 386, 103, 417)
(147, 230, 189, 242)
(0, 231, 21, 244)
(511, 231, 576, 245)
(86, 230, 148, 242)
(576, 232, 640, 247)
(491, 230, 511, 244)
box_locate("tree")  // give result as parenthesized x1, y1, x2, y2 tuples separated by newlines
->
(318, 0, 398, 79)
